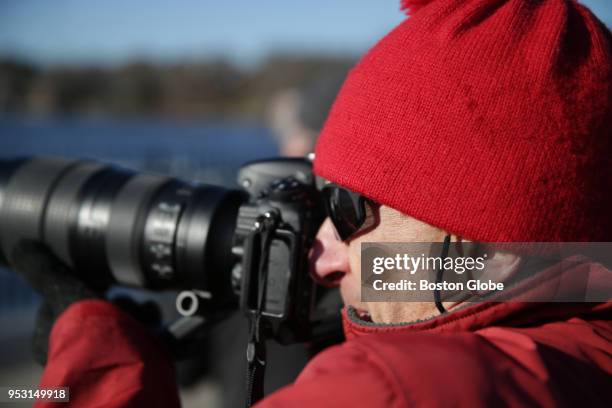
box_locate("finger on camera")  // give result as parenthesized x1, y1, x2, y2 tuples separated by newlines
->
(32, 301, 55, 366)
(10, 240, 74, 289)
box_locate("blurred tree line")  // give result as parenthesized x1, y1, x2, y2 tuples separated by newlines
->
(0, 56, 353, 120)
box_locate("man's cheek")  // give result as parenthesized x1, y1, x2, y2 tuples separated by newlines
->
(347, 246, 361, 276)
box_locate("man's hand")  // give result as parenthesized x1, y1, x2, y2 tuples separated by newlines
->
(10, 241, 99, 365)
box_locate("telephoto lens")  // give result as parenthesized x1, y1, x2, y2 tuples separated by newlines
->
(0, 157, 246, 306)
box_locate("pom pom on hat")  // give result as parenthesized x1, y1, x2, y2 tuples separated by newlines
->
(400, 0, 436, 16)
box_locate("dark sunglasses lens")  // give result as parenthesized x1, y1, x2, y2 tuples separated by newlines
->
(326, 188, 361, 241)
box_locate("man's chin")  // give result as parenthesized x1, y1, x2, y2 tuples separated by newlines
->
(338, 284, 372, 320)
(352, 306, 372, 321)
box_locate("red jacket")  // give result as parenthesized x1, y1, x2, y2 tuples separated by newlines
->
(38, 263, 612, 407)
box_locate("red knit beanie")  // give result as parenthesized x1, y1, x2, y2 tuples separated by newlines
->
(314, 0, 612, 242)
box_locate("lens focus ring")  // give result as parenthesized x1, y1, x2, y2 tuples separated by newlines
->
(105, 173, 170, 287)
(43, 161, 105, 266)
(0, 157, 77, 261)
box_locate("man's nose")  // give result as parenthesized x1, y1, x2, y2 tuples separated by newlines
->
(309, 218, 350, 287)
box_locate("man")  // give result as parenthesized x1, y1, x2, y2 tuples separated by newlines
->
(9, 0, 612, 406)
(266, 67, 348, 157)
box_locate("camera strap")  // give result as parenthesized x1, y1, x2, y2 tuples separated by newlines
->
(246, 312, 266, 408)
(434, 234, 451, 314)
(245, 212, 278, 407)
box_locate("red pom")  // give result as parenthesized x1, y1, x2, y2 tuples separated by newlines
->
(400, 0, 435, 16)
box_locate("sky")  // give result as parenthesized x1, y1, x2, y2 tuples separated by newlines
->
(0, 0, 610, 67)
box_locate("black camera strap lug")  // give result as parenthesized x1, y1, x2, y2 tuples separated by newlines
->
(245, 211, 278, 407)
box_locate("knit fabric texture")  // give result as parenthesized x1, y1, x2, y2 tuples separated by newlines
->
(314, 0, 612, 242)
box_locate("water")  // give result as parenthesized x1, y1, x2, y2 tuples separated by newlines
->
(0, 116, 279, 325)
(0, 116, 278, 185)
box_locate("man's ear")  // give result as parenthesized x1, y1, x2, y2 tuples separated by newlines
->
(478, 248, 522, 285)
(461, 242, 522, 295)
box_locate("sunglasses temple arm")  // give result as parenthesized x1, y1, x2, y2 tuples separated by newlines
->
(434, 234, 451, 314)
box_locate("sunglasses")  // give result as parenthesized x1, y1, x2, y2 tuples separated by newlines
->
(321, 184, 380, 241)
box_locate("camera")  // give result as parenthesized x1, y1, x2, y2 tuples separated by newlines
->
(0, 156, 334, 344)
